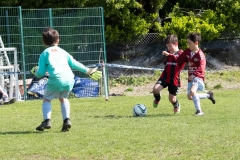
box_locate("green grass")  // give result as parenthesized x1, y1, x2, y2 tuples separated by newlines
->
(1, 89, 240, 159)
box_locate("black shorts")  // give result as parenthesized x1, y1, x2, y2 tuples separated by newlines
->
(156, 78, 179, 96)
(0, 92, 2, 99)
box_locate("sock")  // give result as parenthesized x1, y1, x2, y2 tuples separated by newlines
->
(192, 95, 201, 111)
(61, 99, 70, 120)
(172, 99, 179, 108)
(197, 93, 209, 99)
(42, 102, 52, 120)
(153, 93, 161, 102)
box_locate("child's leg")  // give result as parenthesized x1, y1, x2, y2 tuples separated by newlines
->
(42, 98, 52, 120)
(189, 84, 202, 112)
(59, 91, 71, 132)
(152, 79, 166, 108)
(168, 85, 180, 114)
(152, 83, 163, 102)
(197, 93, 209, 99)
(59, 98, 70, 120)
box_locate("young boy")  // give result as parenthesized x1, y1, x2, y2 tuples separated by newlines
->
(31, 27, 102, 132)
(152, 34, 185, 114)
(162, 32, 215, 116)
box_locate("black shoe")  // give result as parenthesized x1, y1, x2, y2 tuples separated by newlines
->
(36, 119, 51, 131)
(195, 110, 204, 116)
(208, 91, 215, 104)
(3, 98, 16, 105)
(61, 118, 71, 132)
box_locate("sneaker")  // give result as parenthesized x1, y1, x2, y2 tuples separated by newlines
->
(3, 98, 16, 105)
(173, 104, 181, 114)
(61, 118, 71, 132)
(195, 110, 204, 116)
(36, 119, 51, 131)
(208, 91, 215, 104)
(153, 100, 159, 108)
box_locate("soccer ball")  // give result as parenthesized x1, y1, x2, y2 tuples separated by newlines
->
(133, 104, 147, 117)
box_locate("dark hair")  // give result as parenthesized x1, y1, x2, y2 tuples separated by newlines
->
(164, 34, 178, 44)
(186, 32, 201, 43)
(42, 27, 59, 46)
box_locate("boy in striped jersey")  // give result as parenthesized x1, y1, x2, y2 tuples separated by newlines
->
(152, 34, 186, 114)
(163, 32, 215, 116)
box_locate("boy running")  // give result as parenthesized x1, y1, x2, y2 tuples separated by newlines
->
(163, 32, 215, 116)
(31, 27, 102, 131)
(152, 34, 185, 114)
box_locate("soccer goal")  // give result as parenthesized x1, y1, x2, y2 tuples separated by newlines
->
(0, 36, 21, 101)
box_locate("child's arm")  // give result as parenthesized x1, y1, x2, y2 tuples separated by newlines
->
(162, 50, 188, 63)
(68, 55, 102, 80)
(34, 54, 47, 78)
(67, 54, 88, 73)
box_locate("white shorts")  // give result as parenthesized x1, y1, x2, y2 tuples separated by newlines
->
(187, 77, 205, 94)
(43, 90, 70, 101)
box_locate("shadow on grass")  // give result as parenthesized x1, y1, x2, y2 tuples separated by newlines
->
(0, 131, 43, 135)
(93, 114, 173, 119)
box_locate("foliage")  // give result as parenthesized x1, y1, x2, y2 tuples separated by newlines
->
(84, 0, 163, 43)
(214, 0, 240, 32)
(0, 0, 87, 8)
(1, 0, 240, 43)
(158, 3, 225, 48)
(160, 0, 240, 38)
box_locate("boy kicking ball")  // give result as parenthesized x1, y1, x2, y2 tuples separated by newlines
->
(163, 32, 215, 116)
(31, 27, 102, 131)
(152, 34, 185, 114)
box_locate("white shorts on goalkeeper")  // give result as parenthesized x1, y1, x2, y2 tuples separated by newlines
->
(43, 90, 70, 101)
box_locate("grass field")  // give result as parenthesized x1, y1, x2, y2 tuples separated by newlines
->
(0, 89, 240, 159)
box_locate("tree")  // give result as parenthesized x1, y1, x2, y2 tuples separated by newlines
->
(0, 0, 87, 8)
(84, 0, 167, 43)
(159, 3, 225, 48)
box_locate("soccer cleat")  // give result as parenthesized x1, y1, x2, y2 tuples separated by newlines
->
(61, 118, 71, 132)
(173, 104, 181, 114)
(208, 91, 215, 104)
(3, 98, 16, 105)
(195, 110, 204, 116)
(153, 100, 159, 108)
(36, 119, 51, 131)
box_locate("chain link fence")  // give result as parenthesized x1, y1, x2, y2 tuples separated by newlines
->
(0, 7, 106, 100)
(106, 32, 240, 76)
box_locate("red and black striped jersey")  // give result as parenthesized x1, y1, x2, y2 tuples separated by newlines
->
(160, 50, 186, 87)
(168, 48, 206, 81)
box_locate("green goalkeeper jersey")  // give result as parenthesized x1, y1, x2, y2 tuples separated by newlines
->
(35, 46, 88, 91)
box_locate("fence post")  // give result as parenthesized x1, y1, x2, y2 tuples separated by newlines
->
(100, 7, 108, 99)
(18, 6, 27, 100)
(5, 10, 10, 47)
(49, 8, 53, 27)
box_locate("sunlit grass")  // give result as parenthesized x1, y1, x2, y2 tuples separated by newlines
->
(0, 89, 240, 159)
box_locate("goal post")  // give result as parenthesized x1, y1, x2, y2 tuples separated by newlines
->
(0, 47, 20, 101)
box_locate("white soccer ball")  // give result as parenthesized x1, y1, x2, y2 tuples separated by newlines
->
(133, 104, 147, 117)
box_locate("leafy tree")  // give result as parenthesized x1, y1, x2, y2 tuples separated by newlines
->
(85, 0, 166, 43)
(0, 0, 87, 8)
(214, 0, 240, 33)
(159, 4, 225, 48)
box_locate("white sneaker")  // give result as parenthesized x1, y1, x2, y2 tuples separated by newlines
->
(195, 110, 204, 116)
